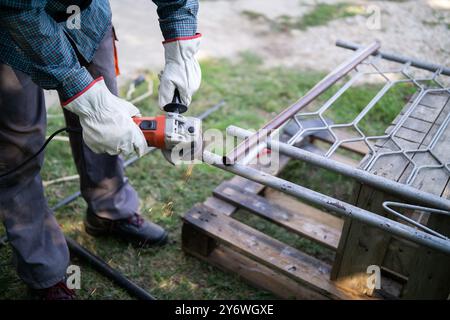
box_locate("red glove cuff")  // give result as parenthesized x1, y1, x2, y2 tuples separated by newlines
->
(163, 33, 202, 44)
(62, 76, 104, 106)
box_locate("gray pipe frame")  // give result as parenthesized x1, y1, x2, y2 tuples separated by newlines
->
(336, 40, 450, 76)
(227, 126, 450, 212)
(202, 151, 450, 255)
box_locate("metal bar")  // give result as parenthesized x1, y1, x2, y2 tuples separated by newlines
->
(65, 237, 155, 300)
(223, 41, 381, 165)
(203, 151, 450, 255)
(227, 126, 450, 211)
(382, 202, 449, 240)
(0, 235, 7, 248)
(336, 40, 450, 76)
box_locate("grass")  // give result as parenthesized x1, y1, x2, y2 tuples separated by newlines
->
(279, 3, 365, 30)
(0, 53, 417, 299)
(242, 2, 366, 32)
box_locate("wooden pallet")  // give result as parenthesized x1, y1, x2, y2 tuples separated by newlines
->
(181, 91, 450, 299)
(182, 139, 371, 299)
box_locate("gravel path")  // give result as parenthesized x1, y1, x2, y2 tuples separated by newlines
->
(110, 0, 450, 76)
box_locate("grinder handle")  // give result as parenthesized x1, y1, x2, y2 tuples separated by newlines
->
(133, 116, 166, 149)
(163, 88, 188, 114)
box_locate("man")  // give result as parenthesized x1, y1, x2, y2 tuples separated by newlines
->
(0, 0, 201, 299)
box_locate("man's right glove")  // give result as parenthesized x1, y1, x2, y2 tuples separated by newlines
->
(63, 77, 147, 157)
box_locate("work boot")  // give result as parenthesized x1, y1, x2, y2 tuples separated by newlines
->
(84, 210, 168, 247)
(32, 281, 77, 300)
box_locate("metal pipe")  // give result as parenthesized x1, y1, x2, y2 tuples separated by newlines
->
(227, 126, 450, 211)
(223, 41, 381, 165)
(0, 235, 7, 248)
(203, 151, 450, 255)
(65, 236, 155, 300)
(336, 40, 450, 76)
(382, 202, 449, 240)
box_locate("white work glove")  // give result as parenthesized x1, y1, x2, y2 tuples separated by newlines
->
(63, 77, 147, 157)
(159, 34, 202, 109)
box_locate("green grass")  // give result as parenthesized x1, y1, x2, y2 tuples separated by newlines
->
(280, 3, 365, 30)
(0, 53, 417, 299)
(242, 3, 366, 32)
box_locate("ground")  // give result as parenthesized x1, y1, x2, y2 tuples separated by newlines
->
(1, 0, 449, 299)
(109, 0, 450, 79)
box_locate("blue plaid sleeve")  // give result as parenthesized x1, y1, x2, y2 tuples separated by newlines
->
(0, 1, 93, 101)
(152, 0, 199, 40)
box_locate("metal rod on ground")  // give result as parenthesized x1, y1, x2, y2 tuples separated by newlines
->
(65, 237, 155, 300)
(0, 100, 225, 299)
(0, 235, 7, 248)
(203, 151, 450, 255)
(336, 39, 450, 76)
(227, 126, 450, 211)
(223, 41, 381, 165)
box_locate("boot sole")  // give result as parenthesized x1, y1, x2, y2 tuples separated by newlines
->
(84, 220, 109, 237)
(84, 220, 169, 247)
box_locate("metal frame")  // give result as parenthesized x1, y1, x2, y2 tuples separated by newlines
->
(227, 126, 450, 211)
(223, 41, 381, 165)
(203, 151, 450, 254)
(215, 40, 450, 255)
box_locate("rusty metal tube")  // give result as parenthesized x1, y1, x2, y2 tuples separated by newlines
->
(223, 41, 381, 165)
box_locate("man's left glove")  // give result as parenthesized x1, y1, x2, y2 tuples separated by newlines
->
(158, 34, 202, 109)
(63, 77, 148, 157)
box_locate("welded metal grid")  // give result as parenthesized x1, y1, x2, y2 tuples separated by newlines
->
(285, 54, 450, 188)
(279, 53, 450, 239)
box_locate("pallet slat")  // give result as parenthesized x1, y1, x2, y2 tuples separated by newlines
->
(213, 183, 342, 250)
(184, 243, 328, 299)
(183, 204, 361, 300)
(312, 131, 369, 155)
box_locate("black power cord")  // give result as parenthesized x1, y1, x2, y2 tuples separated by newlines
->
(0, 127, 81, 179)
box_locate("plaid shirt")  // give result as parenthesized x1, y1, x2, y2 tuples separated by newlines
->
(0, 0, 199, 101)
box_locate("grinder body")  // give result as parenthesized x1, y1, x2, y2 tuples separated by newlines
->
(133, 116, 166, 149)
(133, 113, 202, 164)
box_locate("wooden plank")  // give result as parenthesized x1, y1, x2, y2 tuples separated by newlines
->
(311, 131, 369, 155)
(382, 238, 418, 279)
(203, 154, 291, 217)
(182, 223, 216, 257)
(213, 183, 343, 250)
(410, 104, 444, 123)
(264, 188, 344, 230)
(401, 97, 450, 298)
(419, 92, 450, 109)
(331, 185, 399, 294)
(183, 204, 362, 300)
(396, 117, 435, 134)
(303, 143, 360, 167)
(184, 244, 329, 299)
